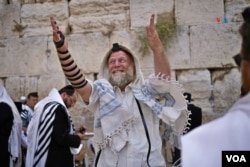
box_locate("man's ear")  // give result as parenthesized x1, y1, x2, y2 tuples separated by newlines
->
(60, 92, 68, 99)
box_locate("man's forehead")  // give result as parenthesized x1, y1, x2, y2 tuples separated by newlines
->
(109, 51, 131, 59)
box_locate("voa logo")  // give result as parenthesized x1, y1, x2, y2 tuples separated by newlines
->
(226, 155, 247, 163)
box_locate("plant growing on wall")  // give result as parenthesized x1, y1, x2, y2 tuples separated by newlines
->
(139, 12, 176, 56)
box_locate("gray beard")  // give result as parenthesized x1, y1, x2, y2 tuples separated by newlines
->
(109, 66, 134, 89)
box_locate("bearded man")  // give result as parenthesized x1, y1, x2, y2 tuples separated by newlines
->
(50, 14, 189, 167)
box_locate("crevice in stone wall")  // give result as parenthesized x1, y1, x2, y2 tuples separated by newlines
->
(208, 69, 215, 113)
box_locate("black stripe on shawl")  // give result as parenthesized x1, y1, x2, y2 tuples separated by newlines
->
(33, 102, 59, 167)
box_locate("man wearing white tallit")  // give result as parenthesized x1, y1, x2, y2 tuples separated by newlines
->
(26, 85, 85, 167)
(0, 84, 22, 167)
(50, 14, 190, 167)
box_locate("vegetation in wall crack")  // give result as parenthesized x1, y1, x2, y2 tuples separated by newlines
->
(139, 12, 176, 56)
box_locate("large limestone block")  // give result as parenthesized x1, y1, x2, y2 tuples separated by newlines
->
(69, 0, 129, 33)
(0, 3, 20, 39)
(37, 74, 67, 99)
(165, 25, 190, 69)
(21, 1, 69, 37)
(65, 32, 109, 73)
(5, 76, 39, 101)
(135, 25, 190, 70)
(176, 0, 224, 25)
(177, 70, 212, 113)
(213, 68, 241, 113)
(130, 0, 173, 29)
(0, 37, 51, 76)
(190, 23, 241, 68)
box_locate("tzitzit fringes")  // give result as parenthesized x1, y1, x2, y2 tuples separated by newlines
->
(149, 73, 192, 135)
(182, 109, 192, 135)
(94, 117, 137, 150)
(149, 73, 185, 92)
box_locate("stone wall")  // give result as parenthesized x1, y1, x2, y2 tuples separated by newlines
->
(0, 0, 248, 163)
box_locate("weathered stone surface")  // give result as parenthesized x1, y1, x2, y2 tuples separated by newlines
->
(0, 3, 21, 39)
(66, 32, 110, 73)
(5, 76, 39, 101)
(130, 0, 174, 29)
(21, 1, 69, 37)
(213, 68, 241, 113)
(0, 37, 52, 75)
(37, 74, 67, 98)
(176, 0, 224, 25)
(190, 23, 241, 68)
(177, 70, 212, 113)
(69, 0, 130, 33)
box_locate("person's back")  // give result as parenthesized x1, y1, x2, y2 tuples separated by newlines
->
(0, 102, 14, 167)
(0, 84, 22, 167)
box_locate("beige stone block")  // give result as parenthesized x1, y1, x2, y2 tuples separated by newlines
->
(213, 68, 241, 113)
(0, 3, 20, 38)
(21, 1, 69, 37)
(5, 76, 39, 101)
(1, 37, 50, 75)
(66, 32, 109, 73)
(69, 0, 129, 33)
(165, 25, 190, 70)
(177, 69, 212, 113)
(130, 0, 173, 29)
(176, 0, 224, 25)
(190, 23, 241, 68)
(37, 74, 66, 98)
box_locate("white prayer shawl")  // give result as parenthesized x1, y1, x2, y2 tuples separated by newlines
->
(81, 75, 189, 167)
(181, 92, 250, 167)
(80, 44, 190, 167)
(0, 84, 22, 167)
(26, 88, 78, 167)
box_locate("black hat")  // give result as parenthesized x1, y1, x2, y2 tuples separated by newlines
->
(183, 92, 194, 103)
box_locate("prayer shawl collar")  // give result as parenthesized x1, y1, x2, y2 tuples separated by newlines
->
(0, 84, 22, 167)
(93, 74, 190, 152)
(26, 88, 76, 167)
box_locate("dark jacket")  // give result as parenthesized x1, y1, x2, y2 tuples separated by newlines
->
(0, 102, 14, 167)
(45, 105, 81, 167)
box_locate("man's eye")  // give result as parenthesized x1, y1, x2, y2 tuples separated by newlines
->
(119, 58, 126, 63)
(109, 60, 115, 64)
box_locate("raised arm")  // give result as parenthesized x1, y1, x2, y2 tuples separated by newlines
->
(50, 16, 92, 103)
(146, 14, 171, 78)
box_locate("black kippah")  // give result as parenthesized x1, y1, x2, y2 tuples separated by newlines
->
(112, 43, 121, 51)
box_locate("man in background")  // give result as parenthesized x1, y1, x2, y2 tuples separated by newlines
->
(21, 92, 39, 134)
(26, 85, 85, 167)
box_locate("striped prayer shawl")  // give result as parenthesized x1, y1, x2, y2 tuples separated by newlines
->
(32, 102, 59, 166)
(26, 88, 78, 167)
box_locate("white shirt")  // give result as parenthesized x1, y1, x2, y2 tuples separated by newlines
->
(181, 93, 250, 167)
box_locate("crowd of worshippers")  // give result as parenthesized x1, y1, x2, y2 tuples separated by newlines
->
(1, 6, 250, 167)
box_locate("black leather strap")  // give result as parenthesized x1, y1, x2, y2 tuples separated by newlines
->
(135, 98, 151, 167)
(95, 149, 101, 167)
